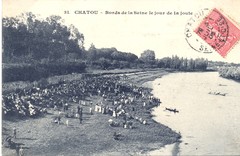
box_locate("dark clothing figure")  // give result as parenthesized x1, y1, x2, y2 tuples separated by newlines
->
(79, 115, 82, 124)
(77, 106, 81, 114)
(78, 108, 83, 124)
(16, 145, 20, 156)
(65, 103, 69, 111)
(13, 128, 17, 139)
(113, 132, 121, 140)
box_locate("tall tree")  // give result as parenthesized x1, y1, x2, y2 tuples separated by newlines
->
(140, 49, 155, 63)
(2, 12, 85, 63)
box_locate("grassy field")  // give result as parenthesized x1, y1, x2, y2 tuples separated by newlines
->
(2, 69, 180, 156)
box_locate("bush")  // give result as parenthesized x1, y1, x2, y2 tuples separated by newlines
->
(36, 78, 49, 88)
(219, 66, 240, 80)
(3, 62, 86, 82)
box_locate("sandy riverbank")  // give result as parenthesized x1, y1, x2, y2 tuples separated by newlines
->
(2, 69, 181, 156)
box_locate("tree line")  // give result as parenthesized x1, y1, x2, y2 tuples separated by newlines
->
(2, 12, 209, 82)
(3, 12, 84, 63)
(2, 12, 87, 82)
(86, 44, 139, 69)
(156, 56, 208, 71)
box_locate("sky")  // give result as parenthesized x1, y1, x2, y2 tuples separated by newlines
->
(2, 0, 240, 63)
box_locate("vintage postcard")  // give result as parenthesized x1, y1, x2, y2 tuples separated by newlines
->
(2, 0, 240, 155)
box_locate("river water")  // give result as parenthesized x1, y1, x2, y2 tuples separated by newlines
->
(148, 72, 240, 155)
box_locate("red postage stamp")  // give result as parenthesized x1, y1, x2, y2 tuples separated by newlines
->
(194, 8, 240, 58)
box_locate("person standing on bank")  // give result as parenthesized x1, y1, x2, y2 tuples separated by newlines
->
(89, 107, 93, 115)
(13, 127, 17, 139)
(79, 107, 83, 124)
(15, 145, 20, 156)
(19, 146, 24, 156)
(77, 105, 80, 114)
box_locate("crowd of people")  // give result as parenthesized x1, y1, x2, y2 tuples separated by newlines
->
(3, 75, 161, 131)
(3, 74, 162, 155)
(3, 75, 160, 120)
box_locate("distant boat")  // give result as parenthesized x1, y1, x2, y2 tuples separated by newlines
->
(219, 84, 227, 86)
(208, 91, 227, 96)
(165, 107, 179, 113)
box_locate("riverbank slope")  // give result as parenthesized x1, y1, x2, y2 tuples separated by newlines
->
(2, 69, 181, 156)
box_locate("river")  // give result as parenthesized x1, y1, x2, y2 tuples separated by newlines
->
(148, 72, 240, 155)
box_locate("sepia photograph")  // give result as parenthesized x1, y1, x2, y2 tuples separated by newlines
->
(2, 0, 240, 155)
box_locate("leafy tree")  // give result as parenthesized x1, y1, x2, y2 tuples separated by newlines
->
(87, 44, 97, 61)
(140, 49, 155, 63)
(112, 60, 120, 68)
(98, 57, 111, 69)
(2, 12, 85, 63)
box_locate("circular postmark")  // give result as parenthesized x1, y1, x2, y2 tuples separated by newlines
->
(185, 8, 230, 54)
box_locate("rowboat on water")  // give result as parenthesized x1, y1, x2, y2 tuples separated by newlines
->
(208, 91, 227, 96)
(165, 107, 179, 113)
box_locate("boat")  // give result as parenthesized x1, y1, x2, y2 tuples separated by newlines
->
(219, 84, 227, 86)
(165, 107, 179, 113)
(208, 91, 227, 96)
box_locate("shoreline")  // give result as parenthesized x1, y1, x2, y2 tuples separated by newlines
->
(143, 77, 181, 156)
(2, 69, 181, 155)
